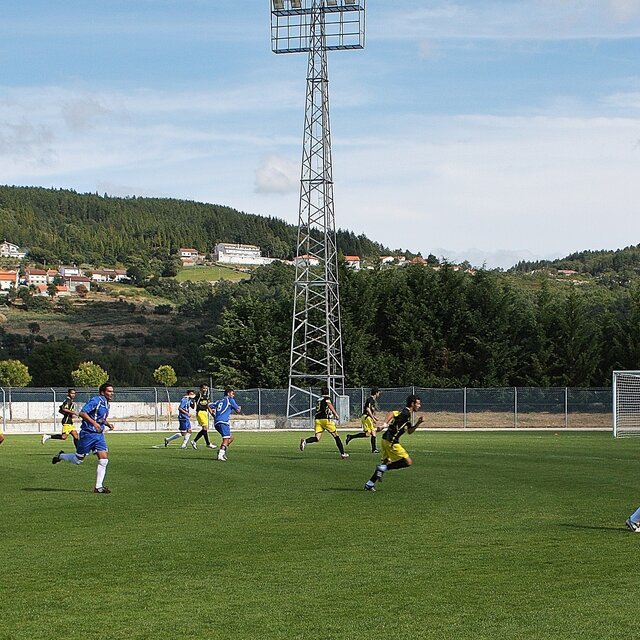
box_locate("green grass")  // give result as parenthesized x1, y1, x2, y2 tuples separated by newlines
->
(1, 431, 639, 639)
(175, 265, 249, 282)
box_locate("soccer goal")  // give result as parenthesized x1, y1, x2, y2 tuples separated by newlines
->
(613, 371, 640, 437)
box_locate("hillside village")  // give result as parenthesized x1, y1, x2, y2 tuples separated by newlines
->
(1, 238, 480, 299)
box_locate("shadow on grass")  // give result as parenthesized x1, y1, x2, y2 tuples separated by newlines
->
(321, 487, 370, 492)
(22, 487, 86, 493)
(560, 523, 627, 533)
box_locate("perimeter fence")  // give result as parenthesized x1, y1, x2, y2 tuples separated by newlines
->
(0, 386, 611, 434)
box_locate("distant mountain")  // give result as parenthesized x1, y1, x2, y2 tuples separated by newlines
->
(0, 185, 389, 266)
(509, 245, 640, 277)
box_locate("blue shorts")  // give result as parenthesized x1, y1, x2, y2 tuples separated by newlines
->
(178, 420, 191, 432)
(214, 422, 231, 438)
(77, 430, 108, 455)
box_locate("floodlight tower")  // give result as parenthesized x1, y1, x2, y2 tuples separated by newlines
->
(270, 0, 366, 419)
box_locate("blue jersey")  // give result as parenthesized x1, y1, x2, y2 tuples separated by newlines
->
(210, 396, 240, 425)
(178, 396, 192, 420)
(80, 395, 110, 433)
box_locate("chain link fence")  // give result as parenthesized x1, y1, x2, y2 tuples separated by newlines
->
(0, 386, 611, 434)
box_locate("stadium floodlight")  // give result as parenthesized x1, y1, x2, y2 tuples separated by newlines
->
(270, 0, 366, 420)
(271, 0, 365, 53)
(613, 371, 640, 437)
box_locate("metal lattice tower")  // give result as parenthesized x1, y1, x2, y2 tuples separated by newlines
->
(270, 0, 366, 419)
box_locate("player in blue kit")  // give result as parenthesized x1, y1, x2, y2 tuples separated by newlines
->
(209, 388, 241, 461)
(164, 390, 196, 448)
(52, 382, 115, 494)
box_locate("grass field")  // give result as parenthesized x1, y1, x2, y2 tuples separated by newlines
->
(175, 265, 250, 282)
(1, 431, 639, 640)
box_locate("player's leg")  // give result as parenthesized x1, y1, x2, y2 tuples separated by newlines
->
(329, 429, 348, 458)
(94, 450, 110, 493)
(300, 421, 324, 451)
(181, 428, 192, 448)
(346, 432, 367, 445)
(164, 431, 182, 446)
(216, 425, 233, 460)
(55, 452, 84, 464)
(627, 505, 640, 531)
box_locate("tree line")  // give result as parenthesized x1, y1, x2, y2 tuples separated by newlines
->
(0, 185, 388, 267)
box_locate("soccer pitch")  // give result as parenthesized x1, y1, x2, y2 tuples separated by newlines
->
(1, 431, 638, 640)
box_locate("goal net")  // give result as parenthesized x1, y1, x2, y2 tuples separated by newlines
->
(613, 371, 640, 437)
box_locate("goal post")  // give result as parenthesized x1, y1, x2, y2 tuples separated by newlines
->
(613, 371, 640, 437)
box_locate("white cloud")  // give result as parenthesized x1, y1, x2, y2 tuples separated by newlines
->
(327, 111, 640, 259)
(375, 1, 640, 41)
(255, 155, 299, 194)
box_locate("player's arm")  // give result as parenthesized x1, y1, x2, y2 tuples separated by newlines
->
(61, 402, 77, 417)
(407, 416, 424, 434)
(326, 400, 339, 420)
(365, 402, 376, 421)
(379, 410, 396, 430)
(79, 410, 102, 432)
(178, 404, 191, 418)
(232, 399, 241, 414)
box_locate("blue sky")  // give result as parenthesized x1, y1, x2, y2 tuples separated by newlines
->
(2, 1, 640, 268)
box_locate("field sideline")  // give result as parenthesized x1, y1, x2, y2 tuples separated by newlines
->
(1, 431, 639, 640)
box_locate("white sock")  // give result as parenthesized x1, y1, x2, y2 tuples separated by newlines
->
(630, 506, 640, 523)
(166, 433, 181, 443)
(183, 434, 191, 446)
(60, 453, 83, 465)
(96, 458, 108, 488)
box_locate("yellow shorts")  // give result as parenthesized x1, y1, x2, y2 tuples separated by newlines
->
(62, 423, 77, 435)
(381, 440, 409, 463)
(360, 415, 375, 435)
(314, 419, 337, 434)
(197, 411, 209, 428)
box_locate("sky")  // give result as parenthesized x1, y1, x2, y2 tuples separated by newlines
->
(2, 1, 640, 269)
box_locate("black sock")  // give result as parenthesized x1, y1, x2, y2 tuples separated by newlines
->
(369, 470, 379, 484)
(370, 436, 377, 452)
(50, 434, 64, 440)
(348, 432, 367, 443)
(194, 430, 202, 442)
(305, 436, 319, 444)
(387, 459, 410, 471)
(335, 436, 345, 455)
(202, 430, 210, 446)
(72, 436, 79, 449)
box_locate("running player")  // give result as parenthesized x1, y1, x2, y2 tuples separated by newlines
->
(346, 387, 381, 453)
(42, 388, 79, 448)
(364, 394, 424, 492)
(210, 387, 241, 461)
(192, 384, 216, 450)
(52, 382, 115, 494)
(164, 390, 196, 448)
(300, 387, 349, 460)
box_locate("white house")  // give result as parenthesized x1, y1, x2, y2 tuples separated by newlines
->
(0, 241, 26, 259)
(59, 265, 82, 278)
(344, 255, 361, 271)
(294, 254, 320, 268)
(64, 275, 91, 293)
(24, 268, 48, 286)
(90, 268, 128, 283)
(179, 248, 202, 266)
(215, 243, 275, 266)
(0, 270, 19, 293)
